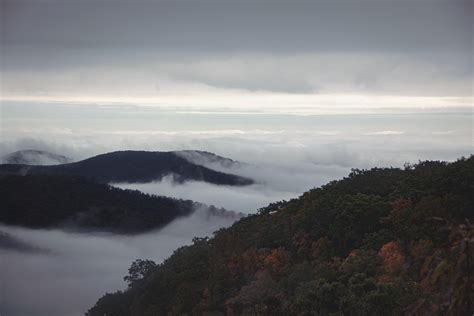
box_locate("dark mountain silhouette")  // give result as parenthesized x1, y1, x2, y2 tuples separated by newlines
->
(0, 174, 240, 234)
(0, 151, 253, 185)
(88, 156, 473, 315)
(1, 149, 72, 165)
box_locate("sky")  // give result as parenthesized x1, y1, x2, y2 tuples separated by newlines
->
(1, 0, 472, 113)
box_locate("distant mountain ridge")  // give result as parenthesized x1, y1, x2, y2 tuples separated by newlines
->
(1, 149, 72, 165)
(0, 150, 253, 186)
(0, 174, 242, 234)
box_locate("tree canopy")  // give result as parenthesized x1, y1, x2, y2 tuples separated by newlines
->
(88, 156, 474, 315)
(0, 174, 198, 234)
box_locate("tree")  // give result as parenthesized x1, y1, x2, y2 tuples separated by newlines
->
(124, 259, 157, 287)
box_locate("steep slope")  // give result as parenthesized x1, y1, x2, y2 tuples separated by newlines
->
(0, 151, 253, 185)
(0, 174, 200, 234)
(1, 149, 72, 165)
(88, 156, 473, 315)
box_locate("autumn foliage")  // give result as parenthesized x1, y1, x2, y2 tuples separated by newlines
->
(378, 241, 405, 282)
(89, 156, 474, 316)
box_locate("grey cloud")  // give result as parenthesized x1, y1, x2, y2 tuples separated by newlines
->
(2, 52, 471, 95)
(158, 53, 471, 94)
(2, 0, 470, 54)
(1, 0, 472, 96)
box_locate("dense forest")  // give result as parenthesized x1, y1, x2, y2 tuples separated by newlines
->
(0, 150, 253, 185)
(0, 174, 202, 234)
(88, 156, 473, 315)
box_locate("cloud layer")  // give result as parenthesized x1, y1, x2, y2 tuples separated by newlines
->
(0, 208, 237, 316)
(2, 0, 472, 103)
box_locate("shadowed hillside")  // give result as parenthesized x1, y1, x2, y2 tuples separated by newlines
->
(88, 156, 473, 315)
(0, 174, 204, 234)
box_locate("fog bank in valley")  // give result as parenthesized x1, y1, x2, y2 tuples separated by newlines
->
(114, 178, 299, 214)
(0, 208, 237, 316)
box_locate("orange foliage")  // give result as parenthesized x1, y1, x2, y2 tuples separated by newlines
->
(227, 247, 266, 276)
(378, 241, 405, 282)
(263, 247, 289, 275)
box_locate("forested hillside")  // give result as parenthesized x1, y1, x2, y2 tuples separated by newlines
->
(88, 156, 473, 315)
(0, 151, 253, 185)
(0, 174, 201, 234)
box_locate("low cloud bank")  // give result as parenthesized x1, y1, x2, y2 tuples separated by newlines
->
(114, 177, 300, 214)
(4, 116, 471, 213)
(113, 159, 349, 214)
(0, 207, 237, 316)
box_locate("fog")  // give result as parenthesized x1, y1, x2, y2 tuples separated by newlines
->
(0, 108, 472, 315)
(114, 177, 300, 214)
(2, 111, 472, 213)
(0, 208, 237, 316)
(1, 104, 471, 171)
(108, 112, 471, 213)
(3, 1, 472, 100)
(0, 149, 72, 165)
(113, 151, 351, 213)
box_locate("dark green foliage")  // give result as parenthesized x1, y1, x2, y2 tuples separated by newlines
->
(0, 174, 197, 234)
(88, 156, 474, 315)
(86, 291, 134, 316)
(124, 259, 157, 288)
(0, 150, 254, 185)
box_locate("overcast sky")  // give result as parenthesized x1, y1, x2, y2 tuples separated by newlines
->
(1, 0, 472, 112)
